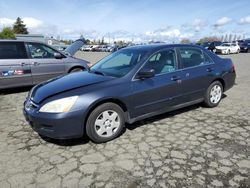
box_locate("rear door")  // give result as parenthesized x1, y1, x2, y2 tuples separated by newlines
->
(177, 47, 215, 102)
(0, 42, 32, 89)
(26, 42, 66, 84)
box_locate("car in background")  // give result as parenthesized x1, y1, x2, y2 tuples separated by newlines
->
(201, 42, 211, 50)
(215, 43, 240, 54)
(23, 44, 235, 143)
(240, 39, 250, 52)
(0, 39, 90, 89)
(81, 45, 93, 51)
(208, 41, 222, 52)
(52, 45, 69, 52)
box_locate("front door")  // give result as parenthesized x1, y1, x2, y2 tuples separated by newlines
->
(131, 48, 182, 118)
(0, 42, 32, 89)
(26, 42, 66, 84)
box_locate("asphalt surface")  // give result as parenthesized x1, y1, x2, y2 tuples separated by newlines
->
(0, 52, 249, 188)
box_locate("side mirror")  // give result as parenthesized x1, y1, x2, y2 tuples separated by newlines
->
(54, 52, 63, 59)
(136, 69, 155, 79)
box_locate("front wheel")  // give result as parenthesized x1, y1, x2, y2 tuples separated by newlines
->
(204, 81, 223, 108)
(86, 103, 125, 143)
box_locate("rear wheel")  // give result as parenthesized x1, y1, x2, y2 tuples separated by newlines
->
(86, 103, 125, 143)
(204, 81, 223, 108)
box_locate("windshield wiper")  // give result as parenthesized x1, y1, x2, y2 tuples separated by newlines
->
(89, 70, 106, 76)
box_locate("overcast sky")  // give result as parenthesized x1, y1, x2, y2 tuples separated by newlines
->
(0, 0, 250, 42)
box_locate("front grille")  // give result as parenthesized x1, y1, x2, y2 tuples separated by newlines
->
(25, 100, 39, 111)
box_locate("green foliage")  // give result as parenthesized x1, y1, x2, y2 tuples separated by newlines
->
(0, 27, 16, 39)
(197, 36, 220, 44)
(13, 17, 29, 34)
(180, 38, 191, 44)
(59, 39, 74, 45)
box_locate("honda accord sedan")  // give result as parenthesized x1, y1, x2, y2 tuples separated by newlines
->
(23, 44, 236, 143)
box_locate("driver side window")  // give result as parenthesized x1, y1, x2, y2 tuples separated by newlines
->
(28, 43, 57, 59)
(143, 49, 176, 75)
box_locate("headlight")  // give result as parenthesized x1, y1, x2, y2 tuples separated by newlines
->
(39, 96, 78, 113)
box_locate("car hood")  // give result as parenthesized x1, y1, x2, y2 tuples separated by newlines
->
(64, 38, 85, 56)
(30, 72, 114, 104)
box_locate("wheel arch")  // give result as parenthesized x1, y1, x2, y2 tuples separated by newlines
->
(84, 98, 129, 131)
(210, 78, 225, 91)
(68, 66, 85, 73)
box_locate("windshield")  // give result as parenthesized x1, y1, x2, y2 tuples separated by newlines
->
(90, 49, 147, 78)
(221, 43, 230, 46)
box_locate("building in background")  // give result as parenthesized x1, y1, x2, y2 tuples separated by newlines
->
(15, 34, 65, 45)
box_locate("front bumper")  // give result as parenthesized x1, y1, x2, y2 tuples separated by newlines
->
(23, 102, 86, 139)
(215, 49, 228, 54)
(240, 47, 248, 52)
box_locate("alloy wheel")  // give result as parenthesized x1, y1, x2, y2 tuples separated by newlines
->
(94, 110, 120, 137)
(210, 85, 222, 104)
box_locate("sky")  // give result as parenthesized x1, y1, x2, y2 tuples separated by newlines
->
(0, 0, 250, 42)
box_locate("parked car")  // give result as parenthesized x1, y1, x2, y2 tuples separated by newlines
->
(81, 45, 93, 51)
(215, 43, 240, 54)
(52, 45, 69, 51)
(91, 45, 100, 52)
(96, 45, 108, 52)
(0, 39, 89, 89)
(23, 44, 235, 143)
(201, 42, 211, 50)
(240, 39, 250, 52)
(208, 41, 222, 52)
(106, 45, 118, 52)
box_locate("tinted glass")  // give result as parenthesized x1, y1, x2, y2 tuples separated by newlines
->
(143, 49, 176, 74)
(28, 43, 57, 59)
(91, 49, 146, 77)
(180, 48, 207, 68)
(0, 42, 27, 59)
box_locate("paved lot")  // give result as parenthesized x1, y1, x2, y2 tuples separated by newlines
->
(0, 52, 249, 187)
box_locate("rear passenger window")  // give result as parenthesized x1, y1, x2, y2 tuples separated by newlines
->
(0, 42, 27, 59)
(179, 48, 210, 68)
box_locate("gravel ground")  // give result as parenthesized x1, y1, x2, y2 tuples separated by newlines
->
(0, 52, 249, 187)
(75, 51, 110, 65)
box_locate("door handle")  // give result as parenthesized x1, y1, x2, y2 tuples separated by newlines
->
(171, 76, 181, 81)
(21, 62, 27, 66)
(206, 68, 214, 72)
(32, 62, 39, 66)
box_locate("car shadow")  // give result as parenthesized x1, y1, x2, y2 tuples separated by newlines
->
(39, 135, 90, 146)
(126, 94, 227, 130)
(38, 94, 227, 146)
(0, 86, 32, 95)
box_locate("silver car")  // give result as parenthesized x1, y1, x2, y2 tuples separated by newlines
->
(0, 39, 89, 89)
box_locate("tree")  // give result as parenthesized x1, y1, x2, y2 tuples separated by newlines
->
(0, 27, 16, 39)
(180, 38, 191, 44)
(13, 17, 29, 34)
(197, 36, 220, 44)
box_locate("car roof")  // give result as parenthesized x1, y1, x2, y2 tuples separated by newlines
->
(123, 43, 203, 53)
(0, 39, 45, 44)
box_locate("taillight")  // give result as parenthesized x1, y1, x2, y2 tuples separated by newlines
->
(232, 63, 236, 72)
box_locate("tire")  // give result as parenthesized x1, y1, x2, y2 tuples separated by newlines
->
(237, 49, 240, 54)
(204, 81, 223, 108)
(69, 67, 84, 73)
(86, 103, 125, 143)
(227, 50, 230, 55)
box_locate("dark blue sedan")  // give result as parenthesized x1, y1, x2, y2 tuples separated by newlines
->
(23, 44, 236, 143)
